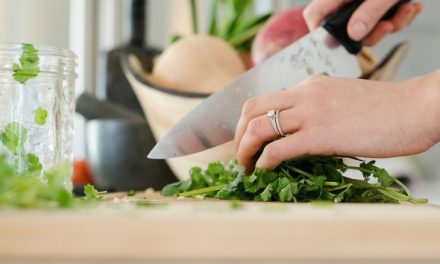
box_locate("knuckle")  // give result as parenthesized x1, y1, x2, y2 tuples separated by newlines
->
(302, 6, 312, 20)
(262, 143, 281, 161)
(242, 97, 258, 117)
(355, 10, 379, 29)
(247, 118, 264, 138)
(302, 74, 326, 85)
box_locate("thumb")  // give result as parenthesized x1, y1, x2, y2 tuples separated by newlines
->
(348, 0, 398, 41)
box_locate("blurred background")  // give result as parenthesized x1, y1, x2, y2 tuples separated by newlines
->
(1, 0, 439, 201)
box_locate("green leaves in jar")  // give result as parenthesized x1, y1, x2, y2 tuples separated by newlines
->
(13, 43, 40, 84)
(34, 107, 48, 125)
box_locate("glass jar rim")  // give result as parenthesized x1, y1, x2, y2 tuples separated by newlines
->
(0, 43, 76, 59)
(0, 43, 77, 78)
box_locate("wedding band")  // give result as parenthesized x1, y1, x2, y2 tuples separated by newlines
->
(275, 110, 286, 137)
(267, 109, 286, 137)
(267, 109, 281, 136)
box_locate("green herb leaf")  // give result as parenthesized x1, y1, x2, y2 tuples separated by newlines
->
(0, 122, 27, 154)
(13, 43, 40, 84)
(26, 153, 42, 172)
(161, 155, 427, 204)
(34, 107, 48, 125)
(83, 184, 105, 200)
(127, 190, 136, 196)
(260, 183, 274, 202)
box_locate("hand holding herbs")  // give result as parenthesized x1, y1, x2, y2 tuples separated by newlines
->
(162, 156, 427, 204)
(235, 75, 440, 170)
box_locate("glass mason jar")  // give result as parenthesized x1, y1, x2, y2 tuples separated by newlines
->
(0, 43, 77, 190)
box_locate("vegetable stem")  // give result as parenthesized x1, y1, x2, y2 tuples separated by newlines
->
(189, 0, 198, 34)
(179, 185, 224, 197)
(324, 181, 339, 187)
(228, 23, 264, 47)
(284, 165, 314, 179)
(327, 183, 352, 192)
(208, 1, 218, 35)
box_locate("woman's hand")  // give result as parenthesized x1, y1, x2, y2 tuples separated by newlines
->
(303, 0, 423, 46)
(235, 72, 440, 171)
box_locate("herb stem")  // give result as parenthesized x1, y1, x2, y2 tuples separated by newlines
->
(376, 188, 407, 202)
(343, 177, 375, 188)
(324, 181, 339, 187)
(392, 177, 411, 196)
(327, 183, 352, 192)
(346, 165, 370, 173)
(284, 165, 314, 179)
(179, 185, 224, 197)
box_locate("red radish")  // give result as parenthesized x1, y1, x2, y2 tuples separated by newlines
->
(252, 7, 309, 65)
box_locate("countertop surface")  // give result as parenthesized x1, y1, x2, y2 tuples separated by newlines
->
(1, 191, 440, 263)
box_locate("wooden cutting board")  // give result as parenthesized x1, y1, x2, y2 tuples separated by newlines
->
(1, 191, 440, 262)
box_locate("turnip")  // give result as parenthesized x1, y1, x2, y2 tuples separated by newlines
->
(152, 35, 246, 93)
(251, 7, 309, 65)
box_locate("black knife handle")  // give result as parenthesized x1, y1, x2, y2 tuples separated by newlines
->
(323, 0, 411, 54)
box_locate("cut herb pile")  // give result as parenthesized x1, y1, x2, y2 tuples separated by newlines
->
(0, 152, 105, 208)
(162, 156, 427, 204)
(0, 154, 72, 208)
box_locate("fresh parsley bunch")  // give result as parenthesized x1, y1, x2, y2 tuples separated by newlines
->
(162, 156, 427, 204)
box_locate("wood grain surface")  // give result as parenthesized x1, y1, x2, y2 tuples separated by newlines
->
(1, 192, 440, 262)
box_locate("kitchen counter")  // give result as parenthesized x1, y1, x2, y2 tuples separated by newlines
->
(1, 192, 440, 263)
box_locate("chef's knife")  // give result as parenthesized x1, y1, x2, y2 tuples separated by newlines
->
(149, 0, 410, 159)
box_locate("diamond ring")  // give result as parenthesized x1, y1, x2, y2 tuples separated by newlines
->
(267, 109, 286, 137)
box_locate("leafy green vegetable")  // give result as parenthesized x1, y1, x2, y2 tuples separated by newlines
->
(0, 152, 106, 208)
(0, 119, 102, 208)
(127, 190, 136, 196)
(177, 0, 272, 52)
(0, 122, 27, 154)
(12, 43, 40, 84)
(34, 107, 48, 125)
(83, 184, 106, 200)
(162, 156, 427, 204)
(26, 153, 42, 172)
(210, 1, 272, 51)
(1, 122, 43, 174)
(0, 155, 74, 208)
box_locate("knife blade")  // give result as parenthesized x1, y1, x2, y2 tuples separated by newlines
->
(149, 0, 409, 159)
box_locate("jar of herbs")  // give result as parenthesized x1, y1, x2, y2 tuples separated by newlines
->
(0, 43, 77, 190)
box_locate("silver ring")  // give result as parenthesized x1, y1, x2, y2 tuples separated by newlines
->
(275, 110, 286, 137)
(267, 109, 282, 137)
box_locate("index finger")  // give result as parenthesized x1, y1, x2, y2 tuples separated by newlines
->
(303, 0, 351, 31)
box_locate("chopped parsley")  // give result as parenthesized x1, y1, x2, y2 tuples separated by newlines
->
(162, 156, 427, 204)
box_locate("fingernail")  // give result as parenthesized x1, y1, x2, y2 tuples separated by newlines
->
(351, 22, 368, 40)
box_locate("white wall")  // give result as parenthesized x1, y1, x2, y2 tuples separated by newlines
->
(0, 0, 70, 48)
